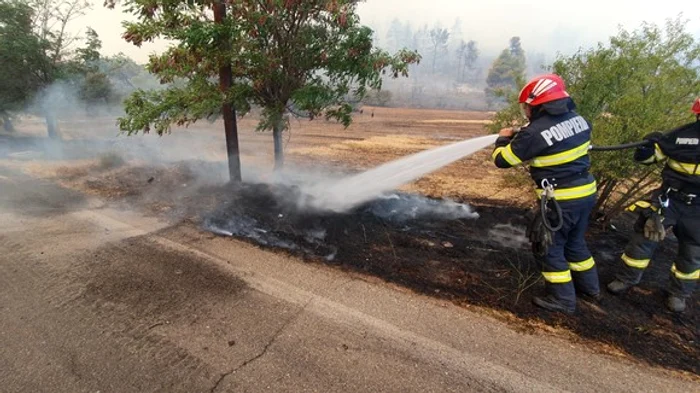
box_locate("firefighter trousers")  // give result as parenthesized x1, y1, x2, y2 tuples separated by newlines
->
(541, 194, 600, 309)
(617, 198, 700, 298)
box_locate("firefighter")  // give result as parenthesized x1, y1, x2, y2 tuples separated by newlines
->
(493, 74, 600, 314)
(607, 98, 700, 313)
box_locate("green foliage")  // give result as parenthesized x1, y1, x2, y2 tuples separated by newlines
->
(551, 18, 700, 219)
(80, 72, 113, 103)
(489, 18, 700, 219)
(77, 27, 102, 67)
(486, 37, 527, 102)
(552, 19, 699, 171)
(0, 0, 49, 116)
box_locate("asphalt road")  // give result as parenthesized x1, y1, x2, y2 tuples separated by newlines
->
(0, 168, 696, 393)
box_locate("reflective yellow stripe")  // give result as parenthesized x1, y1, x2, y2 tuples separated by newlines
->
(542, 270, 572, 284)
(626, 201, 658, 212)
(569, 257, 595, 272)
(531, 142, 590, 168)
(622, 254, 650, 269)
(536, 181, 597, 201)
(492, 147, 505, 161)
(671, 264, 700, 280)
(501, 144, 522, 166)
(667, 159, 700, 175)
(654, 144, 666, 161)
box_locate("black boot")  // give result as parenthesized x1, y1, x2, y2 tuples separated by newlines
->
(607, 279, 634, 295)
(533, 295, 575, 315)
(578, 291, 603, 304)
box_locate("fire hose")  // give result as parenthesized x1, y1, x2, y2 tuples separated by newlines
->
(589, 140, 649, 151)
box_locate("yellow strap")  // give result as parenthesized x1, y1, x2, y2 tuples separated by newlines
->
(569, 257, 595, 272)
(671, 264, 700, 280)
(531, 142, 590, 168)
(492, 146, 505, 161)
(626, 201, 658, 212)
(622, 254, 650, 269)
(500, 144, 522, 166)
(654, 144, 666, 161)
(542, 270, 572, 284)
(667, 159, 700, 175)
(536, 181, 597, 201)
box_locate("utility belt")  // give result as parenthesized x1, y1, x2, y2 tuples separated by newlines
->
(660, 179, 700, 206)
(526, 173, 596, 258)
(534, 172, 596, 201)
(667, 188, 700, 205)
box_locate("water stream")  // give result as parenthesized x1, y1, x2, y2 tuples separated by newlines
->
(302, 134, 499, 212)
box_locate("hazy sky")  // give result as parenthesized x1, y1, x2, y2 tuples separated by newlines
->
(72, 0, 700, 63)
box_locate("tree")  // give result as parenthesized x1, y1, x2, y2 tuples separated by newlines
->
(112, 0, 420, 174)
(1, 0, 107, 136)
(429, 27, 449, 74)
(553, 19, 700, 220)
(0, 0, 48, 132)
(455, 40, 467, 81)
(402, 22, 414, 50)
(486, 36, 526, 104)
(449, 18, 463, 50)
(463, 40, 480, 83)
(98, 53, 156, 96)
(75, 27, 114, 107)
(29, 0, 92, 139)
(385, 18, 403, 52)
(489, 19, 700, 221)
(362, 89, 392, 107)
(509, 37, 525, 63)
(76, 27, 101, 66)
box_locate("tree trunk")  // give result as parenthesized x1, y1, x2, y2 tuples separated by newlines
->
(46, 112, 61, 140)
(273, 119, 284, 171)
(593, 178, 616, 218)
(213, 1, 242, 183)
(456, 56, 462, 82)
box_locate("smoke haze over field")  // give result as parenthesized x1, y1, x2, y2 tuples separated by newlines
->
(72, 0, 700, 63)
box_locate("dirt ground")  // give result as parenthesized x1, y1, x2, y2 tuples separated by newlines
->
(1, 106, 697, 377)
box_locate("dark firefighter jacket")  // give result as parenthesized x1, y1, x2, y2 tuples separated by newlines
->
(635, 120, 700, 194)
(492, 98, 596, 201)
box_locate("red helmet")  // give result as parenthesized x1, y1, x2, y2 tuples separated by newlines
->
(692, 98, 700, 115)
(519, 74, 570, 107)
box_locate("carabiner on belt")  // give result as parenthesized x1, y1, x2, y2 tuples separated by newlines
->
(658, 188, 671, 212)
(540, 179, 556, 201)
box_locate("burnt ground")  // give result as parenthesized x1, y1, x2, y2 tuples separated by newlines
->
(5, 155, 698, 376)
(194, 182, 699, 376)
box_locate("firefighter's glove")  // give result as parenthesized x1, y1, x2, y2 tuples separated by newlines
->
(526, 212, 553, 257)
(643, 213, 666, 243)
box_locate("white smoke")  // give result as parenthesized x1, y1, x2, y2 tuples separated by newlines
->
(367, 193, 479, 221)
(488, 223, 529, 249)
